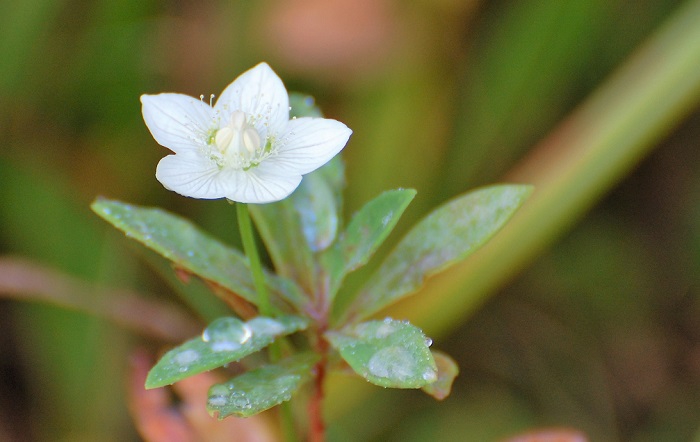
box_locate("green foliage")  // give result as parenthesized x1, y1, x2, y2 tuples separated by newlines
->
(322, 189, 416, 300)
(338, 185, 533, 323)
(7, 1, 698, 439)
(207, 353, 319, 419)
(91, 198, 306, 310)
(326, 318, 437, 389)
(91, 143, 530, 422)
(145, 315, 308, 388)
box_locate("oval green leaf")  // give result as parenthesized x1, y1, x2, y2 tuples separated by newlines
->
(322, 188, 416, 298)
(91, 198, 305, 310)
(421, 350, 459, 400)
(339, 184, 533, 323)
(326, 318, 436, 388)
(145, 315, 309, 389)
(207, 353, 319, 419)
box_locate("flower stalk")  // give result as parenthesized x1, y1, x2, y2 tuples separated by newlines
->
(236, 202, 273, 318)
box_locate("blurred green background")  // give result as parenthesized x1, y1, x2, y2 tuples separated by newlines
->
(3, 0, 700, 440)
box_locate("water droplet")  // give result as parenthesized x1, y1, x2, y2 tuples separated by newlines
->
(248, 317, 285, 336)
(202, 317, 252, 352)
(211, 341, 241, 352)
(368, 346, 416, 381)
(174, 349, 200, 366)
(422, 368, 438, 383)
(381, 212, 393, 227)
(424, 337, 433, 347)
(208, 395, 227, 407)
(208, 384, 229, 408)
(229, 391, 252, 409)
(374, 320, 398, 339)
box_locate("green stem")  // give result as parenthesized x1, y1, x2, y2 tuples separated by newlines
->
(236, 203, 296, 440)
(236, 203, 282, 364)
(236, 203, 273, 317)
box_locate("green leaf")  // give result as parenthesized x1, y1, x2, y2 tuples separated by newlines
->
(322, 189, 416, 298)
(145, 315, 309, 389)
(250, 158, 345, 295)
(289, 92, 323, 118)
(339, 184, 533, 322)
(249, 197, 317, 294)
(207, 353, 319, 418)
(250, 95, 345, 287)
(91, 198, 305, 310)
(326, 318, 436, 388)
(421, 350, 459, 400)
(293, 171, 339, 252)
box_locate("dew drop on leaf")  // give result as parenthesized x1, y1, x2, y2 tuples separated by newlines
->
(174, 349, 200, 366)
(202, 317, 252, 352)
(422, 368, 438, 382)
(248, 317, 285, 335)
(367, 346, 416, 381)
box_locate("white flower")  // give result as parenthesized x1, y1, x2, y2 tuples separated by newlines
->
(140, 63, 352, 203)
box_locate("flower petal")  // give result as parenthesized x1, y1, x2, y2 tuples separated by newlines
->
(268, 117, 352, 175)
(215, 63, 289, 139)
(141, 94, 214, 154)
(155, 152, 228, 199)
(223, 166, 303, 204)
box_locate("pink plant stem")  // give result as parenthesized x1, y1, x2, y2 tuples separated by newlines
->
(308, 273, 331, 442)
(308, 355, 327, 442)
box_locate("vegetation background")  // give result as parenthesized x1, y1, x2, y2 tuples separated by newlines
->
(2, 0, 700, 440)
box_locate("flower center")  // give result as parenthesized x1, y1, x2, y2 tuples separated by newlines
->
(214, 111, 263, 169)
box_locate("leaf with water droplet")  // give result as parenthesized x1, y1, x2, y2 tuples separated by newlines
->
(322, 188, 416, 300)
(207, 353, 319, 418)
(249, 157, 344, 294)
(339, 185, 533, 323)
(326, 318, 436, 388)
(145, 315, 309, 389)
(421, 350, 459, 400)
(91, 198, 306, 311)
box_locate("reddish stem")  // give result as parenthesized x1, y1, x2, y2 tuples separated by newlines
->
(308, 355, 327, 442)
(307, 272, 331, 442)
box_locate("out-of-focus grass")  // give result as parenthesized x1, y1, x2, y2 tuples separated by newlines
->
(2, 0, 700, 441)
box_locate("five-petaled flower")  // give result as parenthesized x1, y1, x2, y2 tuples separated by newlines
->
(141, 63, 352, 203)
